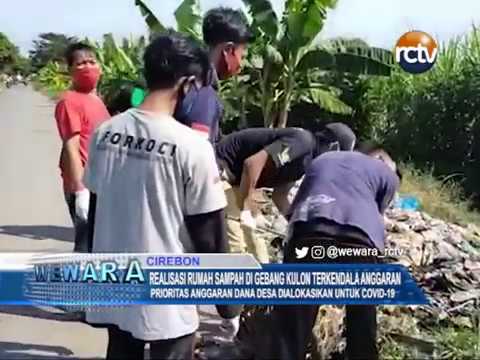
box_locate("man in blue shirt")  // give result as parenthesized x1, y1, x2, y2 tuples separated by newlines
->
(257, 145, 401, 360)
(175, 7, 252, 145)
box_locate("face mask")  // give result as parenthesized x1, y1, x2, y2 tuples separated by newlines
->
(174, 79, 199, 122)
(73, 67, 101, 93)
(218, 49, 242, 80)
(327, 141, 341, 151)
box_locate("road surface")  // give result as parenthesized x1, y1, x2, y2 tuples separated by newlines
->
(0, 86, 222, 359)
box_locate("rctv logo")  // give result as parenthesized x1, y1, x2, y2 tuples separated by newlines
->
(395, 31, 438, 74)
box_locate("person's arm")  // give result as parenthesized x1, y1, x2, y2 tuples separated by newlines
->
(185, 208, 242, 321)
(184, 142, 241, 320)
(272, 181, 296, 217)
(185, 209, 243, 321)
(244, 128, 314, 214)
(63, 135, 85, 191)
(239, 150, 270, 212)
(86, 193, 97, 253)
(55, 100, 84, 191)
(83, 130, 100, 247)
(185, 209, 227, 253)
(184, 140, 227, 248)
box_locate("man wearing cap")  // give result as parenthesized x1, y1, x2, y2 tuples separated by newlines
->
(216, 123, 357, 264)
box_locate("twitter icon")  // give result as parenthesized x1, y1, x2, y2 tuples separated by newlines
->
(295, 247, 309, 259)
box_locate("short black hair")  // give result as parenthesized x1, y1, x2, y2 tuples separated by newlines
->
(143, 31, 210, 91)
(105, 82, 137, 115)
(355, 141, 382, 155)
(203, 7, 253, 47)
(355, 141, 403, 181)
(65, 42, 96, 67)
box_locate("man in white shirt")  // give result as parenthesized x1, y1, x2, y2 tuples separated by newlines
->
(84, 31, 237, 360)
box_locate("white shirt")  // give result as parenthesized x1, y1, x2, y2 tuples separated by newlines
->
(83, 108, 226, 340)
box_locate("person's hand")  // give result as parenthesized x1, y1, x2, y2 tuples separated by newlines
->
(74, 189, 90, 221)
(240, 209, 257, 230)
(219, 316, 240, 341)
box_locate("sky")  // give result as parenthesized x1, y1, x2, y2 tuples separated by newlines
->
(1, 0, 480, 55)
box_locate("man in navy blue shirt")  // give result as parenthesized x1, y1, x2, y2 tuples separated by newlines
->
(256, 145, 400, 360)
(175, 7, 252, 145)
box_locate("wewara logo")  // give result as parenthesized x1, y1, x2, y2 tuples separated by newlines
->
(395, 31, 438, 74)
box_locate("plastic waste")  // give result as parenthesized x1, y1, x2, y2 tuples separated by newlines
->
(394, 195, 420, 211)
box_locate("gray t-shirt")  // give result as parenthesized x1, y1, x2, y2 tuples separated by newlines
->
(83, 108, 226, 340)
(288, 151, 399, 250)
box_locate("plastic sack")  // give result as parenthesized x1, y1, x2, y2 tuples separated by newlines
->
(394, 195, 421, 211)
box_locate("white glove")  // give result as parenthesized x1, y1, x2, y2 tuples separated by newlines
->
(240, 210, 257, 230)
(74, 189, 90, 222)
(219, 316, 240, 341)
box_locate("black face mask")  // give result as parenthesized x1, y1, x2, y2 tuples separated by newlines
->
(173, 79, 199, 122)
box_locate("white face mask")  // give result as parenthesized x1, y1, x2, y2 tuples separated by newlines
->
(327, 137, 356, 152)
(328, 141, 340, 151)
(349, 140, 356, 151)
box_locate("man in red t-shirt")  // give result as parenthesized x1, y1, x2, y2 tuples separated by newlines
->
(55, 42, 110, 252)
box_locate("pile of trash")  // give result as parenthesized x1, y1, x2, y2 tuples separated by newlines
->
(378, 208, 480, 356)
(253, 193, 480, 359)
(385, 209, 480, 320)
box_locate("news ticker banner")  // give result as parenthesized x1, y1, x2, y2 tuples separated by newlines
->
(0, 253, 428, 307)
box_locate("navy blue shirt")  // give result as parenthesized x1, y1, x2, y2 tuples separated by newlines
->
(288, 151, 399, 250)
(175, 85, 223, 145)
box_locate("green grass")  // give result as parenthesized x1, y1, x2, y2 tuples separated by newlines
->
(380, 337, 426, 360)
(380, 325, 480, 360)
(434, 325, 480, 360)
(399, 163, 480, 225)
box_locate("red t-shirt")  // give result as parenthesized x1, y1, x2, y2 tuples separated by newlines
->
(55, 90, 110, 192)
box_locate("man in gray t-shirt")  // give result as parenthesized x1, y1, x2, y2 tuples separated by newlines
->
(84, 32, 239, 360)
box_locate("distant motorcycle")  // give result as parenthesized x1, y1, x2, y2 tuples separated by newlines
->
(5, 77, 26, 88)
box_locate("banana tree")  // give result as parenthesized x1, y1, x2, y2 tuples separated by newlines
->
(134, 0, 394, 128)
(242, 0, 394, 127)
(135, 0, 202, 41)
(89, 34, 146, 108)
(35, 61, 70, 93)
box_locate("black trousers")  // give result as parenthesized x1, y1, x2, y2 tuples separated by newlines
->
(106, 326, 196, 360)
(65, 193, 89, 253)
(257, 234, 378, 360)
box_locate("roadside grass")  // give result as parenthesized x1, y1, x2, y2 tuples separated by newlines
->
(380, 324, 480, 360)
(399, 163, 480, 226)
(434, 325, 480, 360)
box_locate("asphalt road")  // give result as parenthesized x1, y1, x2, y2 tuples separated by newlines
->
(0, 85, 73, 252)
(0, 85, 222, 359)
